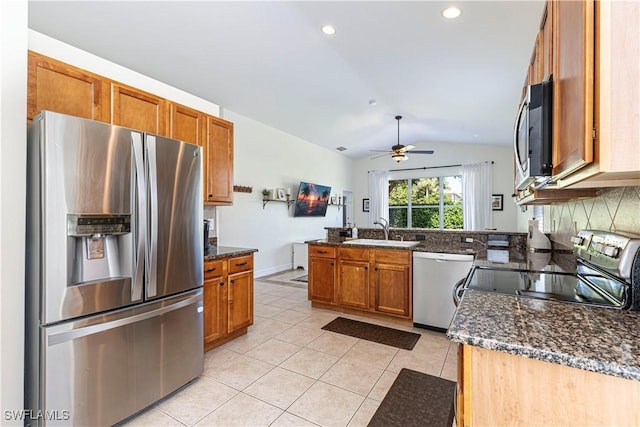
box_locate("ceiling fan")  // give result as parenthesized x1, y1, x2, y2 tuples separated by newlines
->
(370, 115, 434, 162)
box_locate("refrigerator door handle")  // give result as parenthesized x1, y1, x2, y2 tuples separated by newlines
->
(47, 293, 202, 346)
(131, 132, 145, 302)
(146, 135, 158, 298)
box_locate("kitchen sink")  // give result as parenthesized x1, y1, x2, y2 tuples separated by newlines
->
(343, 239, 420, 248)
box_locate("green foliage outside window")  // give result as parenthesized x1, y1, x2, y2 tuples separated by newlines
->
(389, 176, 463, 230)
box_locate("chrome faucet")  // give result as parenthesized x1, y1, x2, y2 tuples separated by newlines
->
(374, 217, 390, 240)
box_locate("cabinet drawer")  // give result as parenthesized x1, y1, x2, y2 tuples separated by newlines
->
(228, 255, 253, 274)
(309, 245, 336, 258)
(374, 249, 410, 265)
(339, 247, 370, 261)
(204, 260, 224, 279)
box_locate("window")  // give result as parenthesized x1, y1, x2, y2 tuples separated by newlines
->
(389, 176, 463, 229)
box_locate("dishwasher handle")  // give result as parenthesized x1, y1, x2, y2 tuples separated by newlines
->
(452, 278, 466, 307)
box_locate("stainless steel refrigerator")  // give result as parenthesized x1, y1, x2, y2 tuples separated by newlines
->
(25, 111, 204, 426)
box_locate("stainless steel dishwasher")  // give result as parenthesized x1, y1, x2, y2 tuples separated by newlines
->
(412, 252, 473, 331)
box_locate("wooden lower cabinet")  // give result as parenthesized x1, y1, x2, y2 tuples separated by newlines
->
(308, 244, 412, 321)
(458, 344, 640, 426)
(203, 254, 254, 352)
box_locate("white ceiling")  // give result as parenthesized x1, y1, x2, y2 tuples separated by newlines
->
(28, 1, 545, 160)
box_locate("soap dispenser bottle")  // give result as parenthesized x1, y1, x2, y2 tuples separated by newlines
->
(352, 224, 358, 239)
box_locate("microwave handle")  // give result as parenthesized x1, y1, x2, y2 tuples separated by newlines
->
(513, 97, 528, 177)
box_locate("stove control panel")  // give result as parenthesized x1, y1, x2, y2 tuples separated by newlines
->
(573, 230, 640, 281)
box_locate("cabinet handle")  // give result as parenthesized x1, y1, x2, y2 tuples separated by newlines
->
(375, 267, 378, 271)
(330, 263, 334, 266)
(206, 267, 217, 272)
(318, 250, 328, 254)
(235, 262, 248, 267)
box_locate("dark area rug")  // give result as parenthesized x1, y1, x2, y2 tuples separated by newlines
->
(292, 274, 308, 282)
(368, 368, 456, 427)
(321, 317, 420, 350)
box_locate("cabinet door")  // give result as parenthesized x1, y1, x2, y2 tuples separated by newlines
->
(338, 260, 369, 309)
(309, 257, 336, 303)
(27, 51, 108, 123)
(552, 0, 594, 177)
(168, 102, 205, 146)
(203, 277, 226, 345)
(205, 116, 234, 205)
(374, 262, 410, 317)
(227, 271, 253, 333)
(111, 83, 167, 135)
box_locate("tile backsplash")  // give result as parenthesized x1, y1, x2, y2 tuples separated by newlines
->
(548, 186, 640, 248)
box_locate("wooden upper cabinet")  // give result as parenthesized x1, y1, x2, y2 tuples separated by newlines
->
(27, 51, 108, 123)
(169, 103, 205, 147)
(205, 116, 234, 205)
(541, 3, 553, 79)
(551, 0, 594, 178)
(111, 83, 167, 135)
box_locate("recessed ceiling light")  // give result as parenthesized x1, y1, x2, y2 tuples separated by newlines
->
(321, 25, 336, 35)
(369, 99, 377, 106)
(442, 6, 462, 19)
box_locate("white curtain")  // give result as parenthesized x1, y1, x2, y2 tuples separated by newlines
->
(368, 170, 389, 227)
(462, 162, 492, 230)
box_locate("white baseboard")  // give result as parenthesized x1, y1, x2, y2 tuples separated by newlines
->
(255, 263, 293, 278)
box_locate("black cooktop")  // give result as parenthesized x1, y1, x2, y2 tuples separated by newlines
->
(467, 265, 628, 309)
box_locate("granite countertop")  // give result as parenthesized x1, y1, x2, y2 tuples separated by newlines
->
(204, 246, 258, 261)
(447, 289, 640, 381)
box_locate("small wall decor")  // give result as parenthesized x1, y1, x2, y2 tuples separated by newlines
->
(276, 188, 287, 201)
(363, 198, 370, 212)
(233, 185, 253, 193)
(492, 194, 504, 211)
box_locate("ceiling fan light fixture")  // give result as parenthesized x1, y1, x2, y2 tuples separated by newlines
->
(392, 153, 408, 162)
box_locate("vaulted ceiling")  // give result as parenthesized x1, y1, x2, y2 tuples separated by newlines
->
(28, 1, 545, 159)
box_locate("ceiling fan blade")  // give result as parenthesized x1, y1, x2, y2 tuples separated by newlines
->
(402, 145, 416, 152)
(370, 152, 390, 160)
(369, 149, 392, 153)
(409, 150, 435, 154)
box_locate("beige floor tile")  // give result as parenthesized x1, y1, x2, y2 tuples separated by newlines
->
(203, 348, 241, 376)
(296, 312, 339, 329)
(195, 393, 282, 426)
(206, 354, 274, 390)
(285, 289, 309, 302)
(386, 349, 444, 376)
(306, 331, 358, 357)
(280, 347, 338, 379)
(288, 382, 365, 427)
(289, 301, 314, 314)
(446, 342, 460, 365)
(341, 340, 398, 370)
(156, 376, 238, 426)
(244, 367, 315, 410)
(367, 370, 398, 402)
(347, 398, 380, 427)
(275, 325, 324, 347)
(270, 411, 319, 427)
(270, 309, 311, 324)
(254, 303, 286, 319)
(121, 407, 185, 426)
(244, 338, 302, 365)
(220, 331, 270, 354)
(440, 361, 458, 382)
(254, 293, 282, 305)
(250, 318, 294, 337)
(320, 358, 383, 396)
(268, 297, 301, 310)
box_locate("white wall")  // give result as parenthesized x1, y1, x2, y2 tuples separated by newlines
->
(218, 110, 353, 277)
(1, 1, 27, 423)
(351, 142, 519, 231)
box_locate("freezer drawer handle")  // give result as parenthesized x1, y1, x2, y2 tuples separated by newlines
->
(47, 294, 202, 346)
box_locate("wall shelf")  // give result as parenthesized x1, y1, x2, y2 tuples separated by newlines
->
(262, 199, 294, 209)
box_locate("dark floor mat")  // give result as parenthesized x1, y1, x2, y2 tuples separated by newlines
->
(368, 368, 456, 427)
(321, 317, 420, 350)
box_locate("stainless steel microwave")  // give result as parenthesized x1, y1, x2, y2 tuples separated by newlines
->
(514, 77, 553, 190)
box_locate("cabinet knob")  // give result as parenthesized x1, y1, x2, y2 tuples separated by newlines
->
(230, 279, 235, 284)
(219, 281, 224, 286)
(208, 194, 213, 198)
(365, 267, 368, 270)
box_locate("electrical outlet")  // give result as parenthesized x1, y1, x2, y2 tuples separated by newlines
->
(460, 237, 474, 243)
(416, 234, 425, 241)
